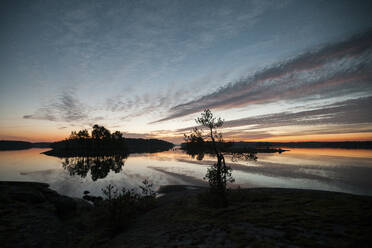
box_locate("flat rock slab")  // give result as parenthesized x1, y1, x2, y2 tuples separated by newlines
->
(0, 181, 91, 248)
(106, 187, 372, 248)
(2, 182, 372, 247)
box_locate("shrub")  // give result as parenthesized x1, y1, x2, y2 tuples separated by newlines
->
(97, 180, 157, 232)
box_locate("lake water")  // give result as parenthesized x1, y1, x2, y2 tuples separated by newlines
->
(1, 148, 372, 198)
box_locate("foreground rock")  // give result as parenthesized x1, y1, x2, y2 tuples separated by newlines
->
(1, 182, 372, 247)
(0, 182, 91, 248)
(107, 186, 372, 248)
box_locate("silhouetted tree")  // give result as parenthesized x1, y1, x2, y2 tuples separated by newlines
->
(47, 125, 173, 156)
(184, 127, 204, 144)
(111, 131, 124, 140)
(77, 129, 90, 139)
(92, 124, 111, 140)
(69, 131, 79, 140)
(183, 127, 206, 160)
(187, 109, 233, 207)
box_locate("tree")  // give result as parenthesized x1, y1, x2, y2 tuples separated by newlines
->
(189, 109, 234, 206)
(111, 131, 124, 140)
(69, 131, 78, 140)
(183, 127, 205, 159)
(184, 127, 204, 144)
(77, 129, 90, 139)
(92, 124, 111, 140)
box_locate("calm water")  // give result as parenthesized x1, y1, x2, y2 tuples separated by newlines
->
(0, 148, 372, 197)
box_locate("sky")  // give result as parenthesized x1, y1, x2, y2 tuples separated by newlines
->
(1, 0, 372, 143)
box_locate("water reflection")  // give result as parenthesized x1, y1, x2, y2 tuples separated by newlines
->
(62, 154, 128, 181)
(184, 149, 258, 163)
(186, 150, 205, 161)
(1, 148, 372, 197)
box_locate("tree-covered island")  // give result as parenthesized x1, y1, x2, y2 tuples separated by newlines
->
(43, 124, 174, 157)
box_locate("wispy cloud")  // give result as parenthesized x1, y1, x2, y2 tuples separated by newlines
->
(104, 85, 199, 121)
(223, 96, 372, 129)
(23, 91, 88, 122)
(155, 29, 372, 123)
(173, 96, 372, 141)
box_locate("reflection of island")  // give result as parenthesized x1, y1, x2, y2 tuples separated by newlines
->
(181, 141, 280, 161)
(62, 154, 128, 181)
(184, 148, 258, 162)
(186, 150, 205, 161)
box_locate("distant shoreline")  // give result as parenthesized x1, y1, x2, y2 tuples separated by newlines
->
(1, 140, 372, 151)
(0, 138, 174, 153)
(0, 140, 51, 150)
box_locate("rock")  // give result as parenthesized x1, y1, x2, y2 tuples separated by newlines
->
(83, 194, 103, 204)
(51, 195, 77, 217)
(10, 191, 46, 204)
(0, 181, 93, 248)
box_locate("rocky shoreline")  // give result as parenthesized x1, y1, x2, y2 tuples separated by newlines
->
(0, 181, 92, 248)
(1, 182, 372, 247)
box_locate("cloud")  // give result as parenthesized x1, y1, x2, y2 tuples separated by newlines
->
(48, 0, 281, 89)
(105, 86, 197, 121)
(154, 29, 372, 123)
(23, 91, 88, 122)
(222, 96, 372, 130)
(172, 96, 372, 141)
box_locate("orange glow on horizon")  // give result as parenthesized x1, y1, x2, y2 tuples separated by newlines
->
(0, 132, 67, 143)
(2, 129, 372, 143)
(281, 148, 372, 158)
(245, 132, 372, 142)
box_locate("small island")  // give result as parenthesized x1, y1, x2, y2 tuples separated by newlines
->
(42, 124, 174, 157)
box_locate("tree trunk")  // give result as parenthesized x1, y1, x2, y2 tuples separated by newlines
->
(210, 127, 227, 207)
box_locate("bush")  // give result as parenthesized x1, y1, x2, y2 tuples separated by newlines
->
(96, 180, 156, 233)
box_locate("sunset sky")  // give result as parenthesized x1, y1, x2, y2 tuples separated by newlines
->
(1, 0, 372, 143)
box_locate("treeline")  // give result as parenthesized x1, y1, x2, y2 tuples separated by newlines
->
(44, 125, 174, 157)
(125, 138, 175, 153)
(235, 141, 372, 149)
(0, 141, 51, 150)
(181, 141, 233, 153)
(181, 141, 284, 154)
(49, 125, 127, 155)
(182, 141, 372, 153)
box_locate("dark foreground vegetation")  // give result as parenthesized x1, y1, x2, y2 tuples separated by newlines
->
(1, 182, 372, 248)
